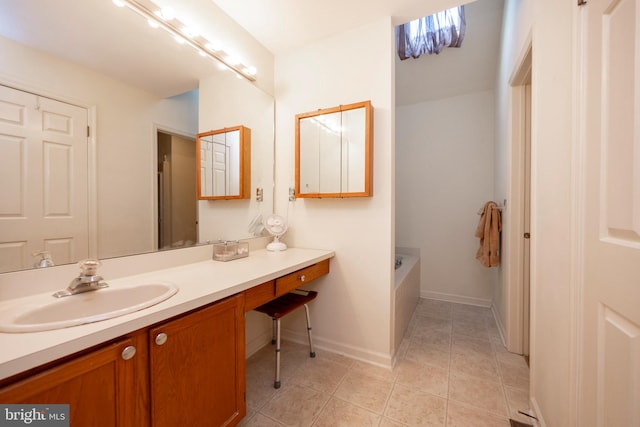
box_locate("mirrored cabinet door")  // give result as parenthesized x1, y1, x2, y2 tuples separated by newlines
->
(197, 126, 251, 200)
(295, 101, 372, 198)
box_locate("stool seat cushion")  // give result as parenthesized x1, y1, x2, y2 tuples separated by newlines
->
(254, 290, 318, 319)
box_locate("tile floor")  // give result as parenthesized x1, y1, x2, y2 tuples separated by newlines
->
(240, 298, 532, 427)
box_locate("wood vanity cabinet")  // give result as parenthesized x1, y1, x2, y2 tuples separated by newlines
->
(275, 259, 330, 296)
(0, 333, 149, 426)
(243, 259, 330, 312)
(0, 294, 245, 427)
(0, 259, 330, 426)
(149, 293, 245, 427)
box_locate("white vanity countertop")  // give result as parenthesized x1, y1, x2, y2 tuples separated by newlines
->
(0, 247, 334, 381)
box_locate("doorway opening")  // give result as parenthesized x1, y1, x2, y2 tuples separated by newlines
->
(508, 45, 532, 358)
(157, 130, 198, 250)
(523, 80, 531, 360)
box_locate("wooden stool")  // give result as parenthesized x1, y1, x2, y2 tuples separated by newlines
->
(254, 290, 318, 389)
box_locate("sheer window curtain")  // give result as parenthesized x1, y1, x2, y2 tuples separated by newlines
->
(396, 6, 466, 60)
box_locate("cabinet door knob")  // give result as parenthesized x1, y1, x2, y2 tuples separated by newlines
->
(299, 274, 306, 282)
(121, 345, 137, 360)
(155, 332, 168, 346)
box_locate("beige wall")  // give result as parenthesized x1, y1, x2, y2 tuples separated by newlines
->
(396, 90, 497, 306)
(529, 1, 578, 425)
(274, 18, 396, 364)
(0, 36, 198, 260)
(197, 71, 275, 242)
(494, 0, 579, 425)
(493, 0, 534, 352)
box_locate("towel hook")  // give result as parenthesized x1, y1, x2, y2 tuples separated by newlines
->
(477, 202, 504, 215)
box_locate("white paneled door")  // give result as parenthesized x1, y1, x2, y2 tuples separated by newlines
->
(212, 138, 228, 197)
(0, 85, 88, 272)
(581, 0, 640, 426)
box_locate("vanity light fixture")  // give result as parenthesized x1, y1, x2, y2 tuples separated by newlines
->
(112, 0, 257, 82)
(156, 6, 175, 21)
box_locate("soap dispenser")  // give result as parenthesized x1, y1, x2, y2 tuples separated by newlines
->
(32, 250, 54, 268)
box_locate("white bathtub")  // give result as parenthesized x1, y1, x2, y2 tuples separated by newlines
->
(393, 248, 421, 356)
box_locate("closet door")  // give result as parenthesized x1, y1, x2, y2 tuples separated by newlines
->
(580, 0, 640, 425)
(0, 85, 89, 272)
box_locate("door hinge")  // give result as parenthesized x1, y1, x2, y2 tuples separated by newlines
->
(87, 126, 90, 137)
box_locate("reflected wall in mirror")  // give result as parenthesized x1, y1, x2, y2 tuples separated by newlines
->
(197, 126, 251, 200)
(295, 100, 373, 198)
(197, 73, 274, 244)
(0, 0, 275, 273)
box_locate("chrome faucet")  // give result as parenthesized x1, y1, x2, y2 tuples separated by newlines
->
(53, 259, 109, 298)
(33, 250, 54, 268)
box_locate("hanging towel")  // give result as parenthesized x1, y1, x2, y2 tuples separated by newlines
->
(475, 201, 502, 267)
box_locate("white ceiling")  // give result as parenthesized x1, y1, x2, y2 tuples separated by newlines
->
(395, 0, 504, 105)
(210, 0, 504, 104)
(0, 0, 221, 98)
(209, 0, 472, 55)
(212, 0, 504, 105)
(0, 0, 503, 104)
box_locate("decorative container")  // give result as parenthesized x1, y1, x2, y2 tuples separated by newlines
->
(212, 241, 249, 261)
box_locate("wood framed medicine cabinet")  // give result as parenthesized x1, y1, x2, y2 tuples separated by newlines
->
(196, 126, 251, 200)
(295, 100, 373, 198)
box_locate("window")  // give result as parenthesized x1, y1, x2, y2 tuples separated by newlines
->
(396, 6, 466, 60)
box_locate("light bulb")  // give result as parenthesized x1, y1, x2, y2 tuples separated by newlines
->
(206, 41, 223, 52)
(182, 27, 198, 39)
(162, 7, 175, 20)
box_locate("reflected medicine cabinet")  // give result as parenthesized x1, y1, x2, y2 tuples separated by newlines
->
(295, 100, 373, 198)
(196, 126, 251, 200)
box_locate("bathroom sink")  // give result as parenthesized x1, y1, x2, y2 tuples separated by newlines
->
(0, 282, 178, 333)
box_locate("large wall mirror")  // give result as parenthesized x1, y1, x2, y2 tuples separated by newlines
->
(295, 100, 373, 198)
(197, 126, 251, 200)
(0, 0, 275, 273)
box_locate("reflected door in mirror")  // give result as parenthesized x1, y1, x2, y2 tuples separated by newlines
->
(197, 126, 251, 200)
(0, 85, 89, 273)
(296, 101, 372, 198)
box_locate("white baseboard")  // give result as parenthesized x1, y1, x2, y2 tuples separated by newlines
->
(529, 397, 546, 427)
(252, 293, 498, 370)
(421, 290, 492, 308)
(245, 329, 273, 359)
(491, 303, 507, 347)
(281, 329, 393, 369)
